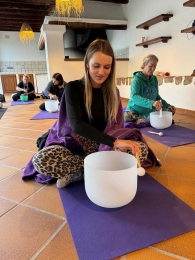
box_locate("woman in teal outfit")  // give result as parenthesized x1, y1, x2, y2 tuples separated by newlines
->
(124, 54, 176, 123)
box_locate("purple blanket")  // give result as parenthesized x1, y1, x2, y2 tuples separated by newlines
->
(22, 92, 160, 184)
(124, 121, 151, 128)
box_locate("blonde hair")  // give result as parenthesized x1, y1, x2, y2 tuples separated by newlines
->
(23, 74, 29, 79)
(141, 54, 158, 69)
(84, 39, 118, 121)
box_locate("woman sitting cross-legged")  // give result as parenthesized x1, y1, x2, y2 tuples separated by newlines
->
(22, 39, 160, 188)
(39, 73, 66, 111)
(124, 54, 176, 124)
(12, 74, 36, 101)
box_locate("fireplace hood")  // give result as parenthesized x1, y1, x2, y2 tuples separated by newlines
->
(64, 28, 107, 58)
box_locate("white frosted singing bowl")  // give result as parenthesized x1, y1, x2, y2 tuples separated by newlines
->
(150, 111, 172, 129)
(45, 100, 58, 113)
(84, 151, 137, 208)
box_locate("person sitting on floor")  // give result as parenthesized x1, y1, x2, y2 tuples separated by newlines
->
(22, 39, 160, 188)
(124, 54, 176, 123)
(39, 73, 66, 111)
(12, 74, 36, 101)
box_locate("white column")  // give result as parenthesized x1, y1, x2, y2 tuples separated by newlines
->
(41, 24, 66, 81)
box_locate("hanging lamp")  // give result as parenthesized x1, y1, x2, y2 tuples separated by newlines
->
(19, 22, 35, 44)
(55, 0, 84, 18)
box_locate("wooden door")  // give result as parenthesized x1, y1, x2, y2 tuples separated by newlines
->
(18, 74, 34, 86)
(1, 74, 17, 93)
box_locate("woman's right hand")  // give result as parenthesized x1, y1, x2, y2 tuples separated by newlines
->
(153, 100, 162, 111)
(113, 139, 140, 154)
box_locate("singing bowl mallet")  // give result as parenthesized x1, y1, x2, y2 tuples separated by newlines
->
(159, 99, 162, 118)
(136, 152, 145, 176)
(148, 131, 163, 136)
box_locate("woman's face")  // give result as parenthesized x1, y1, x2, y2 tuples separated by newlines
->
(23, 76, 28, 84)
(87, 51, 112, 88)
(52, 78, 60, 85)
(143, 59, 158, 77)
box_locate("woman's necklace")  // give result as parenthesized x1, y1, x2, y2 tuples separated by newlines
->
(24, 83, 28, 92)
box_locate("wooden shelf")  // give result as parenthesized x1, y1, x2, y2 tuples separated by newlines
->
(136, 37, 172, 48)
(181, 26, 195, 34)
(136, 14, 173, 30)
(183, 0, 195, 7)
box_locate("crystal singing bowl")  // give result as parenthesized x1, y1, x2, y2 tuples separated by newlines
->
(45, 100, 58, 113)
(20, 94, 28, 101)
(84, 151, 137, 208)
(150, 111, 172, 129)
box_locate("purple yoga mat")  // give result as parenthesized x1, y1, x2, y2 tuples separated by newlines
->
(11, 101, 34, 106)
(30, 110, 59, 120)
(59, 174, 195, 260)
(141, 125, 195, 147)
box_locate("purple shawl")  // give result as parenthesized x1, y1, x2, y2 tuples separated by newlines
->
(22, 91, 160, 184)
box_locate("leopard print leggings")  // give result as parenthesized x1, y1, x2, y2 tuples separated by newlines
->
(32, 135, 148, 180)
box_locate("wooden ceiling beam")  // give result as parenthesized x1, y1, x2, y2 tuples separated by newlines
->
(48, 21, 127, 30)
(0, 26, 40, 33)
(0, 7, 53, 13)
(87, 0, 129, 3)
(0, 0, 54, 6)
(0, 15, 45, 20)
(0, 20, 44, 26)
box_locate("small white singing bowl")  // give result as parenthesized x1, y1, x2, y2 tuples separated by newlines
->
(150, 111, 172, 129)
(45, 100, 58, 113)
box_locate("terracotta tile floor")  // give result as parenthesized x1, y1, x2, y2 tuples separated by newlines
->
(0, 94, 195, 260)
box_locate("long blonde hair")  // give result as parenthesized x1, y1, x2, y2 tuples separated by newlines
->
(84, 39, 118, 121)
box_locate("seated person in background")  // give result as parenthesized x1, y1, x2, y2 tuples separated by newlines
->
(124, 54, 176, 123)
(12, 74, 35, 101)
(39, 73, 66, 111)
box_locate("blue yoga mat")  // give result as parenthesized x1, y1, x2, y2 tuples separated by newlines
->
(59, 174, 195, 260)
(11, 101, 34, 106)
(141, 125, 195, 147)
(30, 110, 59, 120)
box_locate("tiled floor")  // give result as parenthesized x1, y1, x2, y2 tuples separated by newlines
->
(0, 94, 195, 260)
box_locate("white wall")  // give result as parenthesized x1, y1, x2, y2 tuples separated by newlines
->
(107, 0, 195, 76)
(0, 31, 47, 93)
(117, 76, 195, 110)
(0, 32, 46, 61)
(57, 60, 128, 83)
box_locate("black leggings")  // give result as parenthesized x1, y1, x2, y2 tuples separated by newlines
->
(39, 102, 46, 110)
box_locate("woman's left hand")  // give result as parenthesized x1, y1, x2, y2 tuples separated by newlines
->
(168, 105, 176, 114)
